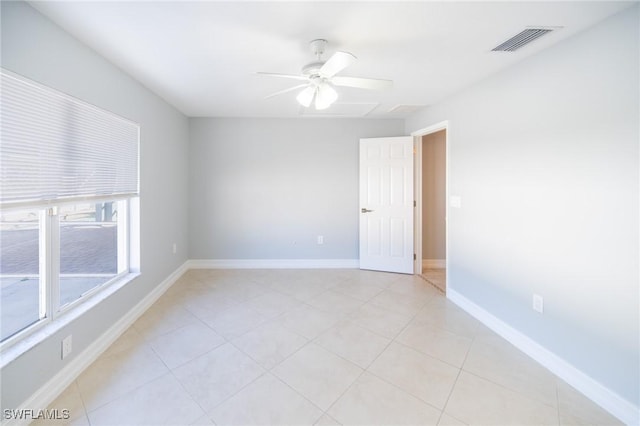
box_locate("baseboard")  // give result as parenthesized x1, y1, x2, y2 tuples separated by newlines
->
(188, 258, 360, 269)
(447, 288, 639, 426)
(3, 261, 189, 426)
(422, 259, 445, 269)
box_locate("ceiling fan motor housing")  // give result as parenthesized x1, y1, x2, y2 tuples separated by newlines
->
(302, 61, 326, 77)
(303, 39, 329, 76)
(309, 39, 327, 57)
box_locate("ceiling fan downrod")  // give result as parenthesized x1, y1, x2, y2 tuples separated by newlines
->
(309, 39, 327, 60)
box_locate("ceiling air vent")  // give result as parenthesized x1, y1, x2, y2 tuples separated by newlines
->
(388, 105, 426, 115)
(492, 28, 555, 52)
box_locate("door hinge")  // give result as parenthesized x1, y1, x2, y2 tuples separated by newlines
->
(413, 254, 416, 260)
(413, 200, 416, 207)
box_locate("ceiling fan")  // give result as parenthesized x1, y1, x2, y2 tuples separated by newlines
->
(257, 39, 393, 110)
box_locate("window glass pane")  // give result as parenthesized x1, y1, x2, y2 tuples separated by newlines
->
(59, 202, 118, 307)
(0, 209, 42, 342)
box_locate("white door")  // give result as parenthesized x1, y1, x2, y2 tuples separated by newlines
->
(359, 136, 414, 274)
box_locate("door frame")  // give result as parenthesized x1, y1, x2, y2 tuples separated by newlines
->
(412, 121, 449, 281)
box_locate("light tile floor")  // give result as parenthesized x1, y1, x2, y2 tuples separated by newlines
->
(421, 268, 446, 294)
(35, 269, 622, 425)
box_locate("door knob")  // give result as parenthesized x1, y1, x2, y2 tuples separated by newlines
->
(361, 208, 374, 213)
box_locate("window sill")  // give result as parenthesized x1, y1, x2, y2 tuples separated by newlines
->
(0, 272, 140, 369)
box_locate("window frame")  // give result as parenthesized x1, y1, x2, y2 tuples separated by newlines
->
(0, 195, 137, 352)
(55, 197, 131, 314)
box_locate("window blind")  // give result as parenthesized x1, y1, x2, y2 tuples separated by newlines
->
(1, 70, 139, 208)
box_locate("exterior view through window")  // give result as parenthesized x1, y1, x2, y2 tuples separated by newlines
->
(59, 202, 122, 307)
(0, 209, 41, 341)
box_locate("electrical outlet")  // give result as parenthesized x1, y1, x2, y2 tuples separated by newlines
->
(317, 235, 324, 245)
(61, 335, 72, 359)
(172, 243, 177, 254)
(533, 294, 544, 313)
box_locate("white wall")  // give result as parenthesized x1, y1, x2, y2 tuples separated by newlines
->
(189, 118, 404, 262)
(1, 2, 189, 412)
(407, 5, 639, 409)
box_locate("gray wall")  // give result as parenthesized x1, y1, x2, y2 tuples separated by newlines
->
(1, 2, 189, 411)
(189, 118, 404, 260)
(406, 5, 639, 406)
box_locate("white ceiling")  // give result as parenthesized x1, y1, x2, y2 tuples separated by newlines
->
(30, 1, 633, 118)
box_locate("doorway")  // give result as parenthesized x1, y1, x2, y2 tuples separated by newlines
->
(413, 122, 448, 293)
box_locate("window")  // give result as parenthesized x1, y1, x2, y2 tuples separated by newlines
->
(0, 209, 42, 341)
(0, 70, 139, 346)
(59, 201, 128, 308)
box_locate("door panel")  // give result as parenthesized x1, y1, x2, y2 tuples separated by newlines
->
(359, 137, 414, 274)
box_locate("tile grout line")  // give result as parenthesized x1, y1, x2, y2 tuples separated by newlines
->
(363, 364, 447, 415)
(202, 273, 347, 423)
(287, 275, 405, 419)
(459, 333, 561, 412)
(167, 368, 214, 423)
(267, 368, 329, 425)
(320, 277, 437, 421)
(169, 276, 308, 421)
(463, 367, 561, 412)
(152, 274, 267, 423)
(218, 272, 361, 421)
(75, 341, 170, 415)
(389, 288, 452, 423)
(436, 324, 477, 425)
(555, 380, 561, 425)
(453, 324, 561, 418)
(73, 380, 92, 426)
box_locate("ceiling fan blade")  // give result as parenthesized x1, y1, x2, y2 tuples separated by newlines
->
(264, 84, 309, 100)
(319, 51, 356, 78)
(332, 76, 393, 90)
(255, 72, 308, 81)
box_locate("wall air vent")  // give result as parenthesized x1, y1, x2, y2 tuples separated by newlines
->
(492, 28, 555, 52)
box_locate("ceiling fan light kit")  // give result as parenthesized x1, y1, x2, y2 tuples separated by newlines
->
(258, 39, 393, 111)
(294, 80, 338, 110)
(315, 83, 338, 110)
(296, 86, 316, 108)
